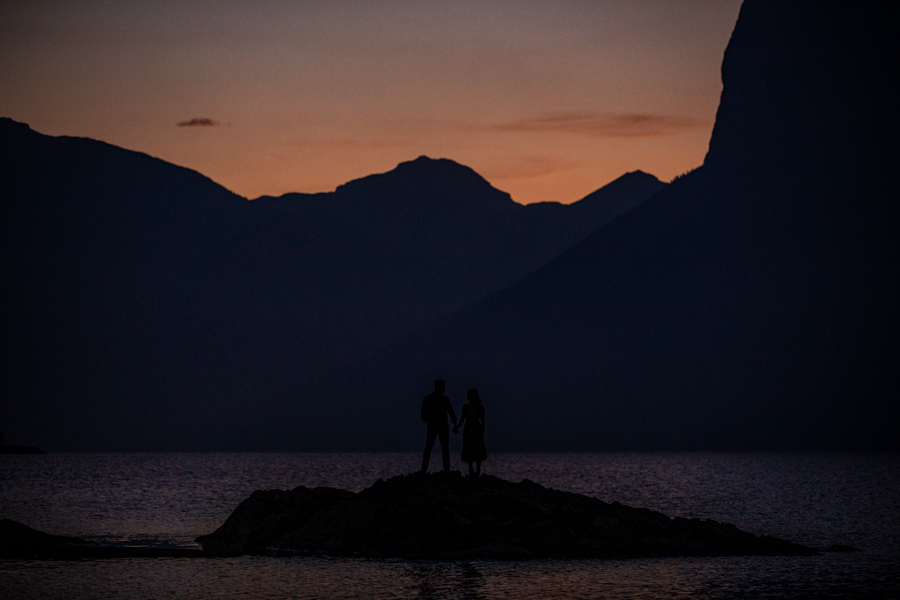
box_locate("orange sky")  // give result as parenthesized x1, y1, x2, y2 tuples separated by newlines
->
(0, 1, 742, 204)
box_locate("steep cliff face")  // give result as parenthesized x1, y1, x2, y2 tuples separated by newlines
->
(705, 0, 898, 172)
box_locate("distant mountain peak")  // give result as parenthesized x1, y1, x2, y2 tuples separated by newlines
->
(391, 155, 487, 181)
(336, 156, 515, 209)
(620, 169, 658, 180)
(571, 169, 665, 211)
(409, 154, 440, 163)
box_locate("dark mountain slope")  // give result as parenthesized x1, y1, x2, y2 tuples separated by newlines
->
(0, 120, 351, 449)
(325, 0, 900, 451)
(0, 120, 662, 450)
(253, 160, 664, 342)
(571, 170, 666, 217)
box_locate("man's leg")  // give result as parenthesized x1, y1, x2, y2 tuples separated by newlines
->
(438, 427, 450, 472)
(421, 427, 437, 473)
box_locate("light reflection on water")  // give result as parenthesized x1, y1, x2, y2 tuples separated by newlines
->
(0, 554, 895, 600)
(1, 453, 898, 599)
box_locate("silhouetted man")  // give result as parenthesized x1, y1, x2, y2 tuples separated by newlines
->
(421, 379, 457, 473)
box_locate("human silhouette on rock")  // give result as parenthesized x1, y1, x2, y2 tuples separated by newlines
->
(421, 379, 457, 473)
(454, 388, 487, 477)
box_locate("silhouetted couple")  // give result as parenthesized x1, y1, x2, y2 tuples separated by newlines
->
(420, 379, 487, 477)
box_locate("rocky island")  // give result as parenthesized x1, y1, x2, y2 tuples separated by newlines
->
(197, 472, 815, 559)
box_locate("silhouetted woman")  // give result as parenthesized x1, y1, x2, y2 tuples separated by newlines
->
(454, 388, 487, 477)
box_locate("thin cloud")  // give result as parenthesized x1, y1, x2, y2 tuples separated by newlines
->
(282, 138, 410, 150)
(482, 112, 704, 138)
(482, 158, 577, 181)
(177, 118, 221, 127)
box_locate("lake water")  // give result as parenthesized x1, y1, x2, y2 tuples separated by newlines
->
(1, 453, 898, 599)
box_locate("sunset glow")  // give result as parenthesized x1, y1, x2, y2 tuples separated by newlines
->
(0, 1, 741, 204)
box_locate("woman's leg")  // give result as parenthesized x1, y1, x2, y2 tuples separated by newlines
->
(467, 461, 475, 476)
(475, 460, 482, 477)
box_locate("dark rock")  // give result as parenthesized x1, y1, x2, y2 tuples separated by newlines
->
(195, 486, 355, 554)
(196, 473, 817, 559)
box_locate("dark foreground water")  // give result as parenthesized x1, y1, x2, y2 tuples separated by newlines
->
(1, 453, 898, 599)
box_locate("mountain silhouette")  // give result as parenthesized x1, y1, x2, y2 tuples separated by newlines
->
(0, 120, 662, 450)
(332, 156, 517, 209)
(308, 0, 900, 451)
(254, 157, 664, 345)
(0, 120, 336, 449)
(7, 0, 890, 452)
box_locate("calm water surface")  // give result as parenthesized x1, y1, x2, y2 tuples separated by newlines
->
(1, 453, 898, 599)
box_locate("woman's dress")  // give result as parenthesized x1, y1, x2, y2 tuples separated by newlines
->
(460, 403, 487, 462)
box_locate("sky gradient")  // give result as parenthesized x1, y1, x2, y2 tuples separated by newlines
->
(0, 1, 742, 204)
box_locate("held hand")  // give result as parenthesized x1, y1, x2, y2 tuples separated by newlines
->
(453, 426, 459, 434)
